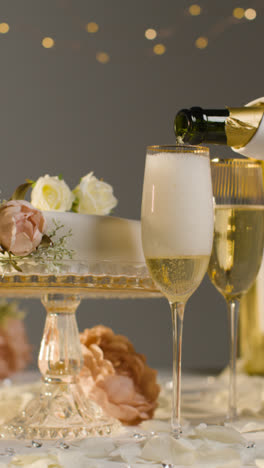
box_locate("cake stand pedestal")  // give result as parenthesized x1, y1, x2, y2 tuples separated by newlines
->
(0, 261, 160, 440)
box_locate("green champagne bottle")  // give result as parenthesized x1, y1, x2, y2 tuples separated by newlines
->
(174, 101, 264, 159)
(174, 107, 229, 145)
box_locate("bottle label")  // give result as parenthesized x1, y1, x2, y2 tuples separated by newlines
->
(226, 106, 264, 149)
(232, 116, 264, 159)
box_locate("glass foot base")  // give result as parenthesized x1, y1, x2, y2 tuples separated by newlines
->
(0, 381, 121, 440)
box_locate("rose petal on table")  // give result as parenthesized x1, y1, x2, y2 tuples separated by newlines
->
(194, 424, 245, 444)
(194, 462, 240, 468)
(141, 434, 196, 465)
(9, 453, 61, 468)
(57, 451, 93, 468)
(240, 444, 257, 466)
(71, 462, 129, 468)
(130, 465, 161, 468)
(256, 460, 264, 468)
(235, 420, 264, 433)
(110, 442, 142, 463)
(77, 438, 116, 458)
(254, 440, 264, 459)
(196, 445, 241, 467)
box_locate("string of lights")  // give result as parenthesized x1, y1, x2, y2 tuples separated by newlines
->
(0, 4, 259, 63)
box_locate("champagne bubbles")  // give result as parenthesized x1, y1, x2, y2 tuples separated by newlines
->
(142, 150, 213, 257)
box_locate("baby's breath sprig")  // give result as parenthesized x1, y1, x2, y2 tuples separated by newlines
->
(29, 220, 74, 266)
(0, 220, 74, 273)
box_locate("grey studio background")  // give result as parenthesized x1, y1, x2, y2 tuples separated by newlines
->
(0, 0, 262, 372)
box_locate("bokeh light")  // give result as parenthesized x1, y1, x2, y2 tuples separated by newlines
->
(233, 8, 245, 19)
(86, 22, 99, 33)
(96, 52, 110, 64)
(153, 44, 166, 55)
(188, 5, 201, 16)
(145, 28, 157, 40)
(0, 23, 9, 34)
(244, 8, 257, 20)
(42, 37, 55, 48)
(195, 36, 208, 49)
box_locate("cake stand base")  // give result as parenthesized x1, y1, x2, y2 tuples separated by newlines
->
(0, 267, 159, 441)
(0, 293, 121, 440)
(0, 380, 120, 440)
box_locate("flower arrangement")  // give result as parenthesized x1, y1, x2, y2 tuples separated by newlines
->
(72, 173, 117, 215)
(31, 173, 118, 215)
(79, 325, 160, 425)
(0, 200, 46, 257)
(0, 300, 31, 379)
(0, 172, 117, 272)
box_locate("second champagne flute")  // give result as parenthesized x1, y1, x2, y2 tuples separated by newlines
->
(208, 158, 264, 421)
(141, 145, 214, 437)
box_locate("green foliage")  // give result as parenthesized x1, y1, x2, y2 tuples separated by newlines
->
(10, 181, 34, 201)
(71, 197, 79, 213)
(0, 300, 25, 326)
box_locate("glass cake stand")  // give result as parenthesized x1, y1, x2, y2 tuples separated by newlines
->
(0, 260, 160, 440)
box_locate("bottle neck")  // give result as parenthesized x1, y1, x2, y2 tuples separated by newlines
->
(174, 107, 229, 145)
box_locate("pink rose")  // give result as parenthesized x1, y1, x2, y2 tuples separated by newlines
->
(0, 200, 46, 256)
(80, 326, 160, 425)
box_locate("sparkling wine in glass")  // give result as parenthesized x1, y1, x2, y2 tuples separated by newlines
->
(141, 145, 214, 437)
(208, 158, 264, 420)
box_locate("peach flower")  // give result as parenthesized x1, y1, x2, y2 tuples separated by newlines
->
(79, 326, 160, 425)
(0, 318, 31, 379)
(0, 200, 46, 256)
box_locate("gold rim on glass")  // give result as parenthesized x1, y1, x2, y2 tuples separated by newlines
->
(211, 157, 262, 168)
(147, 144, 209, 155)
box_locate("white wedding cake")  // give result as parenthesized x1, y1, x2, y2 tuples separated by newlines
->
(44, 211, 145, 264)
(0, 173, 147, 274)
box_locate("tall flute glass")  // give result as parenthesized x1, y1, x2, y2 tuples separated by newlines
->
(141, 145, 214, 438)
(208, 158, 264, 421)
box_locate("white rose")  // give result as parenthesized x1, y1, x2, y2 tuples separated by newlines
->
(73, 172, 118, 215)
(31, 175, 74, 212)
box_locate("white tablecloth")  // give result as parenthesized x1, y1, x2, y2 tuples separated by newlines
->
(1, 371, 264, 467)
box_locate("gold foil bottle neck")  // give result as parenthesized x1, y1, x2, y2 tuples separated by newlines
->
(226, 105, 264, 149)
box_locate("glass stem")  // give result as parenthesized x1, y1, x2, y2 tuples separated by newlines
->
(39, 294, 83, 384)
(170, 301, 185, 438)
(227, 298, 240, 421)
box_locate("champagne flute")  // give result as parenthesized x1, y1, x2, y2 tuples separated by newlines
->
(141, 145, 214, 437)
(208, 158, 264, 421)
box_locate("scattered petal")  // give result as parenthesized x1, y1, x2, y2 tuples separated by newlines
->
(78, 438, 116, 458)
(10, 453, 62, 468)
(194, 424, 245, 444)
(196, 446, 241, 466)
(141, 434, 196, 465)
(110, 442, 142, 463)
(256, 460, 264, 468)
